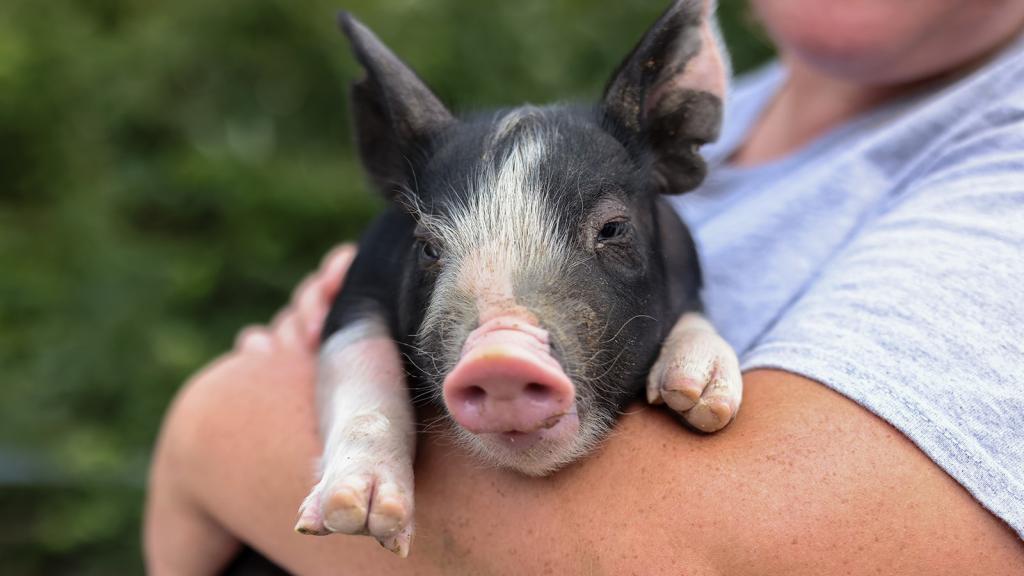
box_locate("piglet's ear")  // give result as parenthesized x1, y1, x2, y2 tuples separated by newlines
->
(602, 0, 729, 194)
(338, 13, 454, 198)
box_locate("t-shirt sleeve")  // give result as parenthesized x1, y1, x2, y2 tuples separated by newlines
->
(740, 113, 1024, 535)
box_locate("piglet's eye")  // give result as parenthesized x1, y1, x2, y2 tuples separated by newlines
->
(419, 239, 441, 262)
(597, 220, 630, 243)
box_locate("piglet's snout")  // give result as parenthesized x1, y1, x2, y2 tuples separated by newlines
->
(443, 316, 575, 435)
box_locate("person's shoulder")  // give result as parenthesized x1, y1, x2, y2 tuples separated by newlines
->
(888, 35, 1024, 195)
(934, 33, 1024, 134)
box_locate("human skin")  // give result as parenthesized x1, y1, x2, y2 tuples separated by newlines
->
(145, 1, 1024, 573)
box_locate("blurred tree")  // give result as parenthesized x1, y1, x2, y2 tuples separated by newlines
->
(0, 0, 772, 572)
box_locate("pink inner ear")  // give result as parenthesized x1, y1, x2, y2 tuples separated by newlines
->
(685, 17, 728, 99)
(646, 14, 728, 116)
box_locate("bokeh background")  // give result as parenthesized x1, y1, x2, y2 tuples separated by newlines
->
(0, 0, 772, 573)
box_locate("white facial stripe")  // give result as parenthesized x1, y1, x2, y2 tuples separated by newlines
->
(418, 108, 572, 345)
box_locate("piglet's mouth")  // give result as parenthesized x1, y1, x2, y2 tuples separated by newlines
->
(484, 412, 581, 453)
(441, 315, 579, 439)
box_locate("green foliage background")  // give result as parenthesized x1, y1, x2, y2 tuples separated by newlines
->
(0, 0, 772, 572)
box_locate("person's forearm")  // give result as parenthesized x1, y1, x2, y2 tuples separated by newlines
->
(144, 241, 1024, 574)
(145, 370, 243, 576)
(147, 347, 406, 574)
(144, 246, 363, 574)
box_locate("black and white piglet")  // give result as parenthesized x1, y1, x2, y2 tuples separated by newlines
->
(295, 0, 742, 556)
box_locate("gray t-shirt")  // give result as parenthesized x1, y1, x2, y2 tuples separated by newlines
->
(672, 36, 1024, 538)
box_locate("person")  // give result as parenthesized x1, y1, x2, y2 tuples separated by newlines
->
(144, 0, 1024, 573)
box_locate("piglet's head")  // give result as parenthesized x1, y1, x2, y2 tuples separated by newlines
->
(340, 0, 727, 475)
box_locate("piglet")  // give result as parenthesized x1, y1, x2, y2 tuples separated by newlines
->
(295, 0, 742, 556)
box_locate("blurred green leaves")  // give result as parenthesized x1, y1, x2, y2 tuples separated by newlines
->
(0, 0, 772, 572)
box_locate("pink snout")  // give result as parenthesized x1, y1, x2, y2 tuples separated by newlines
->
(442, 316, 575, 435)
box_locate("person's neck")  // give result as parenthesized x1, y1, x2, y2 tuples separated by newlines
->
(729, 57, 906, 167)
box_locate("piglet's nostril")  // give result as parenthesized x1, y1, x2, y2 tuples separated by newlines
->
(463, 385, 487, 405)
(524, 382, 551, 401)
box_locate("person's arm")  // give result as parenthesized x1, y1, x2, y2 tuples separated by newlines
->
(145, 246, 1023, 575)
(144, 246, 356, 575)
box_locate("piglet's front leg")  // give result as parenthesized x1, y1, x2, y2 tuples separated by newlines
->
(295, 320, 416, 557)
(646, 313, 743, 432)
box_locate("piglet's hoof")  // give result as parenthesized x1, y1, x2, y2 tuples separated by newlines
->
(296, 469, 414, 556)
(294, 415, 415, 557)
(646, 313, 743, 433)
